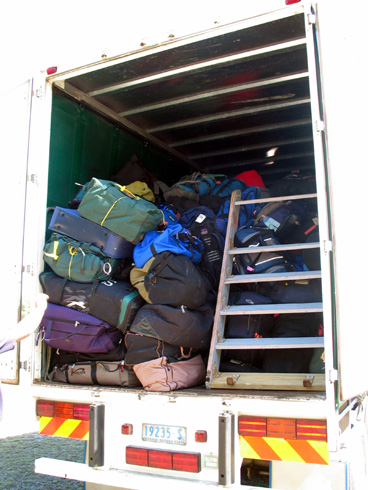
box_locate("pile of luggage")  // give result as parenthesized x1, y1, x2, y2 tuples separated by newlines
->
(39, 160, 324, 392)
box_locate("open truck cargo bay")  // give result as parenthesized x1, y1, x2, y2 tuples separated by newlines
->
(42, 3, 333, 396)
(4, 1, 366, 489)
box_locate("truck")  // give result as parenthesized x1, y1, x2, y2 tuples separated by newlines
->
(1, 0, 368, 488)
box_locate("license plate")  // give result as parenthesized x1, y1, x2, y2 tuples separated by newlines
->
(142, 424, 187, 445)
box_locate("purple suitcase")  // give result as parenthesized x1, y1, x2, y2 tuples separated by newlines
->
(40, 303, 124, 353)
(48, 207, 134, 258)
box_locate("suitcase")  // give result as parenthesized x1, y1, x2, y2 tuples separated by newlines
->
(48, 360, 141, 387)
(49, 206, 134, 258)
(39, 271, 145, 332)
(40, 303, 124, 353)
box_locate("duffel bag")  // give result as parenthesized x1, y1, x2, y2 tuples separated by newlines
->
(43, 233, 120, 283)
(40, 303, 124, 353)
(133, 223, 203, 269)
(130, 251, 210, 309)
(48, 360, 141, 387)
(78, 177, 164, 244)
(133, 355, 206, 392)
(39, 271, 145, 332)
(130, 303, 214, 349)
(124, 332, 196, 367)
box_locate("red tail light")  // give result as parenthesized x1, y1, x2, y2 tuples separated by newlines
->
(36, 400, 54, 417)
(126, 446, 201, 473)
(238, 416, 267, 437)
(297, 419, 327, 441)
(239, 416, 327, 442)
(149, 449, 172, 470)
(36, 400, 90, 420)
(285, 0, 301, 4)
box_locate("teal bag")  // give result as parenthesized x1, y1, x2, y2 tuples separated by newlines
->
(78, 178, 164, 244)
(43, 233, 120, 283)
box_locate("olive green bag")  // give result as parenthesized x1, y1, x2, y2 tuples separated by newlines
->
(43, 233, 120, 283)
(78, 178, 164, 244)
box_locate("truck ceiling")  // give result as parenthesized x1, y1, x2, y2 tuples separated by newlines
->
(52, 10, 313, 187)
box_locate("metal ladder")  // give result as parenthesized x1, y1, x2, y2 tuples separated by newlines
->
(206, 189, 325, 391)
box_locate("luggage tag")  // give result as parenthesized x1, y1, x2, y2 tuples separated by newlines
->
(195, 214, 207, 223)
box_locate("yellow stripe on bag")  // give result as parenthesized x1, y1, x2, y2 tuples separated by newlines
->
(44, 240, 59, 260)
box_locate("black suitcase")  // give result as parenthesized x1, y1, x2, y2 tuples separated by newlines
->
(49, 206, 134, 258)
(40, 271, 145, 332)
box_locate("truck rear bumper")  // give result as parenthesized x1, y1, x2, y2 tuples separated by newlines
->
(34, 457, 229, 489)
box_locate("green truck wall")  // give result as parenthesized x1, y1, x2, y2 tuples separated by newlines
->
(47, 92, 189, 209)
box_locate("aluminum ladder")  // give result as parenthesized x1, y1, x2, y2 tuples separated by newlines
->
(206, 189, 325, 391)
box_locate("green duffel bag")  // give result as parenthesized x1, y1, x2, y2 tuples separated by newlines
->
(43, 233, 120, 283)
(78, 178, 164, 244)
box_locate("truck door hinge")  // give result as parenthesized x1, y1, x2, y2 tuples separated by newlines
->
(315, 119, 325, 132)
(323, 240, 333, 254)
(22, 263, 36, 276)
(19, 360, 29, 371)
(34, 86, 44, 99)
(308, 13, 317, 25)
(329, 369, 339, 383)
(28, 173, 39, 185)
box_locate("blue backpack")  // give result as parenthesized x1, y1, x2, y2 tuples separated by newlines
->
(133, 223, 204, 268)
(217, 186, 263, 229)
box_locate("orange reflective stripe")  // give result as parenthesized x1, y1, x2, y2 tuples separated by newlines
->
(39, 417, 89, 440)
(240, 436, 329, 465)
(244, 436, 281, 461)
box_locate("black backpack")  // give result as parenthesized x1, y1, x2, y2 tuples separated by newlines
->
(190, 217, 225, 289)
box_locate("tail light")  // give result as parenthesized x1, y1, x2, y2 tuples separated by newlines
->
(126, 446, 201, 473)
(239, 416, 327, 442)
(36, 400, 90, 421)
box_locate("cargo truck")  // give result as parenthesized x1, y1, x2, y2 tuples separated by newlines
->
(1, 0, 368, 488)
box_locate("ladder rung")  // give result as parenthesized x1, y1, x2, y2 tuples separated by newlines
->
(221, 302, 323, 315)
(235, 192, 318, 206)
(229, 242, 320, 255)
(216, 337, 324, 349)
(225, 270, 322, 284)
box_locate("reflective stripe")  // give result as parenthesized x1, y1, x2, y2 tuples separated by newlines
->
(240, 435, 329, 465)
(39, 416, 89, 440)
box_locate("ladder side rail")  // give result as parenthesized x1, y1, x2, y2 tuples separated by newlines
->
(206, 189, 242, 388)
